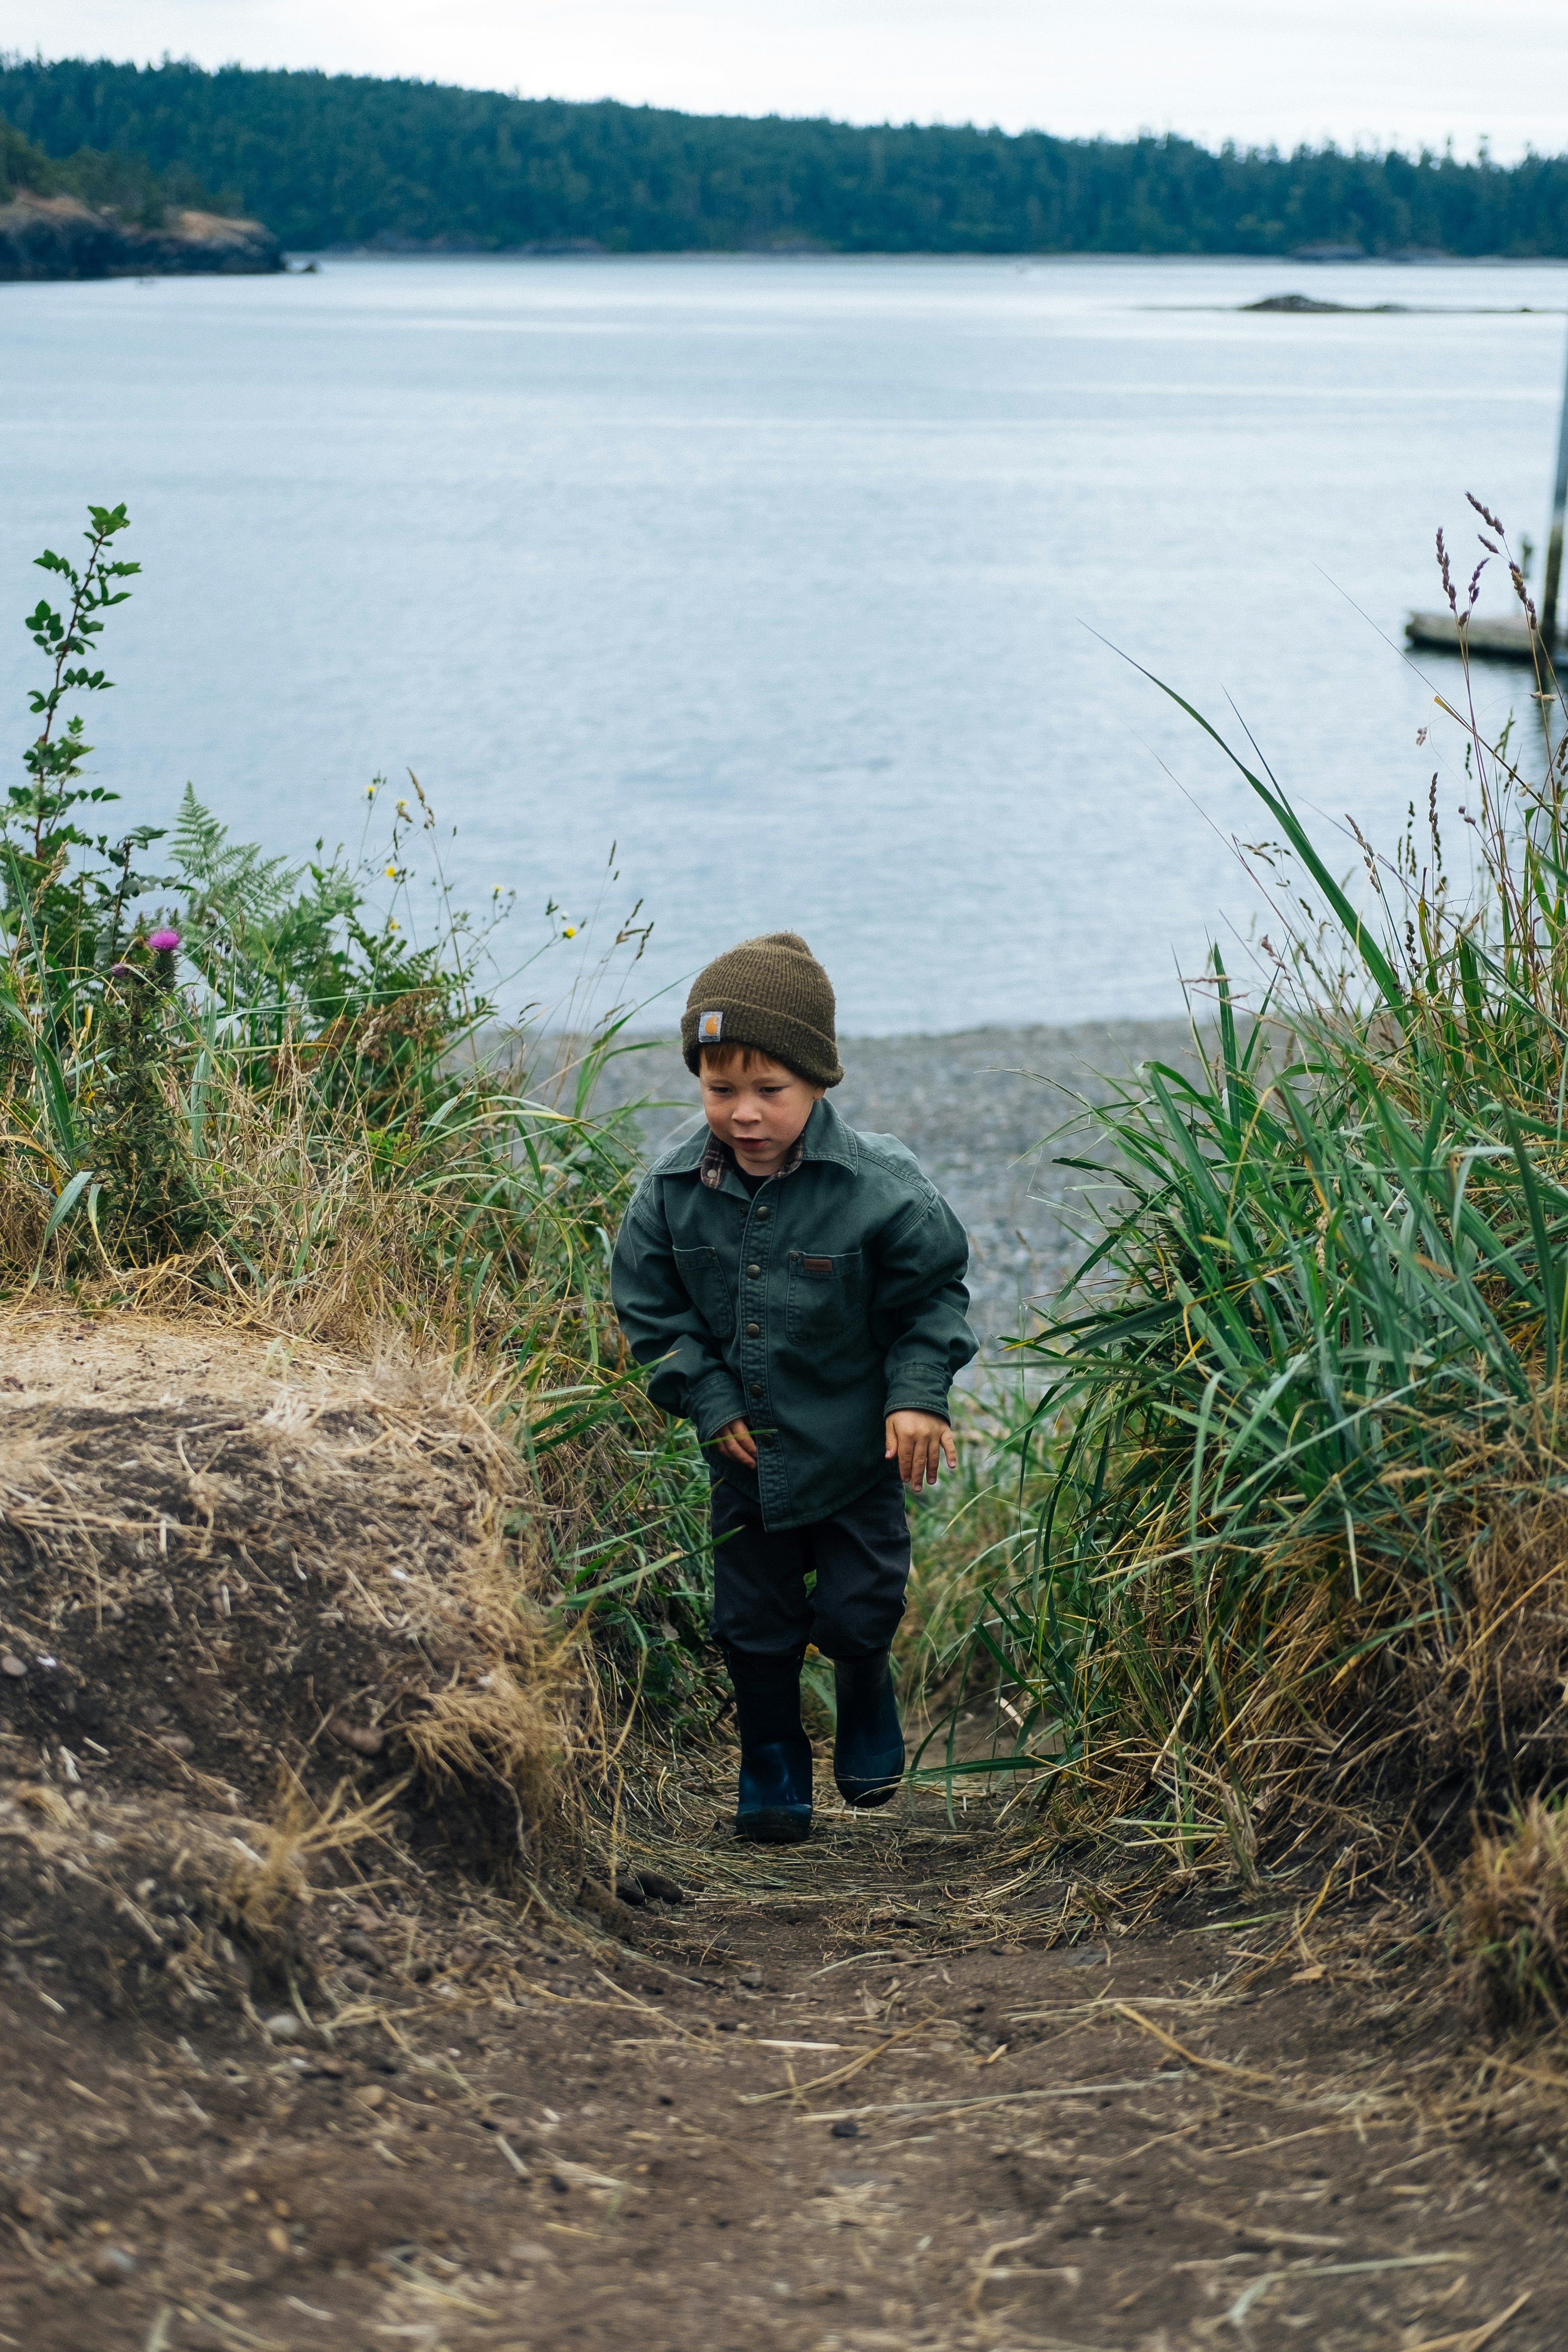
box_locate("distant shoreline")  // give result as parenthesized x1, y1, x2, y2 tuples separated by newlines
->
(295, 247, 1568, 273)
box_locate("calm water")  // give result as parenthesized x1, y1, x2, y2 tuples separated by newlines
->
(3, 253, 1565, 1032)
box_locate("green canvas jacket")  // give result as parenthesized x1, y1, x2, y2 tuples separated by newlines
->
(610, 1097, 977, 1530)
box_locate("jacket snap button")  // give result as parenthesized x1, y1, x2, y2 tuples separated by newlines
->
(755, 1206, 770, 1219)
(746, 1321, 761, 1337)
(747, 1263, 761, 1278)
(750, 1383, 763, 1398)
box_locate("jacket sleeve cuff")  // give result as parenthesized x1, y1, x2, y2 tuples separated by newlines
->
(884, 1376, 953, 1421)
(690, 1372, 749, 1444)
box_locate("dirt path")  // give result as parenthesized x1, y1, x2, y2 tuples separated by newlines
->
(4, 1763, 1561, 2352)
(1, 1311, 1561, 2352)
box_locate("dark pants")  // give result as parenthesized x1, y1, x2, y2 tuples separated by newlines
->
(710, 1463, 910, 1662)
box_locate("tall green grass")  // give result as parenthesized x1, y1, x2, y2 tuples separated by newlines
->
(935, 512, 1568, 1875)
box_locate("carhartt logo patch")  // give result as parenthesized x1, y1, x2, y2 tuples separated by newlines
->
(803, 1257, 834, 1273)
(698, 1010, 723, 1042)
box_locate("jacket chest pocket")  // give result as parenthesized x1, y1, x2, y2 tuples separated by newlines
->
(672, 1245, 734, 1340)
(786, 1248, 864, 1348)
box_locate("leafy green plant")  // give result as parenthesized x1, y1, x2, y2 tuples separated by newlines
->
(7, 500, 165, 976)
(2, 501, 173, 1247)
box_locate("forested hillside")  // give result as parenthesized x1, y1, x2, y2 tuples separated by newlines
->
(0, 102, 280, 277)
(0, 102, 216, 225)
(3, 56, 1567, 256)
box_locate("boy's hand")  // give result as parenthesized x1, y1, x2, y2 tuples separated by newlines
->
(886, 1410, 956, 1491)
(715, 1418, 759, 1468)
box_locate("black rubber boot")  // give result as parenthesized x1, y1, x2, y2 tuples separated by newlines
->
(726, 1646, 813, 1844)
(833, 1650, 905, 1808)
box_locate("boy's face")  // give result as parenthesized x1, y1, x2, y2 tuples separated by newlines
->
(699, 1050, 824, 1177)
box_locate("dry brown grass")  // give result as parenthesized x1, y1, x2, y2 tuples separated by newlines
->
(1405, 1451, 1568, 1810)
(1457, 1796, 1568, 2036)
(397, 1540, 599, 1860)
(4, 1031, 641, 1390)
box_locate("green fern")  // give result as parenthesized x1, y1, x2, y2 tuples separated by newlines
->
(169, 783, 300, 940)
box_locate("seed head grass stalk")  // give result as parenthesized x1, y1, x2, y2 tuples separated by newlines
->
(928, 507, 1568, 1898)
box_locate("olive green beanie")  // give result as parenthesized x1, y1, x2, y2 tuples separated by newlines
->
(681, 931, 844, 1088)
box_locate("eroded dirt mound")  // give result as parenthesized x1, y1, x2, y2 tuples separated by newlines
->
(0, 1309, 584, 2029)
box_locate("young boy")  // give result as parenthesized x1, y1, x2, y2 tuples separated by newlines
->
(611, 931, 977, 1842)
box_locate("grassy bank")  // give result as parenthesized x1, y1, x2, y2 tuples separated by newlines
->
(1, 503, 716, 1866)
(919, 507, 1568, 2027)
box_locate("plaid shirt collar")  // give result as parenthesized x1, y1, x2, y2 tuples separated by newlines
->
(699, 1129, 807, 1190)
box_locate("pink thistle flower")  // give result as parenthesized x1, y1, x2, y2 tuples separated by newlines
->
(148, 929, 181, 953)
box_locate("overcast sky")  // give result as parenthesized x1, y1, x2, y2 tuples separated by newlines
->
(10, 0, 1567, 159)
